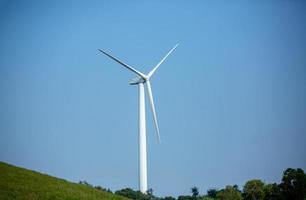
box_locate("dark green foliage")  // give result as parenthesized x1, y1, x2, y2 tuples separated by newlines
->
(279, 168, 306, 200)
(200, 197, 214, 200)
(263, 183, 281, 200)
(243, 179, 265, 200)
(0, 161, 128, 200)
(207, 189, 218, 198)
(216, 185, 243, 200)
(191, 186, 199, 198)
(115, 188, 159, 200)
(147, 188, 154, 197)
(178, 195, 194, 200)
(78, 180, 113, 194)
(94, 185, 113, 193)
(162, 196, 176, 200)
(115, 188, 145, 199)
(233, 185, 241, 193)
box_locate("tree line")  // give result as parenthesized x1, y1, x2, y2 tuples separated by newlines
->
(79, 167, 306, 200)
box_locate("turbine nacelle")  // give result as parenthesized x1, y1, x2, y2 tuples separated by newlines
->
(129, 76, 146, 85)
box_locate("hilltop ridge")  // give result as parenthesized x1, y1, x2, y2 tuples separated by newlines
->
(0, 161, 129, 200)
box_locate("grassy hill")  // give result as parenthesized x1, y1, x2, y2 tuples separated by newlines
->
(0, 161, 129, 200)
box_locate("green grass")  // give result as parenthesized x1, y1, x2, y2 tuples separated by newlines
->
(0, 161, 129, 200)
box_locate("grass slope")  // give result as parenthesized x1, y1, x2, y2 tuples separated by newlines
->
(0, 162, 129, 200)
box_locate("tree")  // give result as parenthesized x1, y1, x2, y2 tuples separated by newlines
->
(94, 185, 112, 193)
(263, 183, 281, 200)
(207, 189, 218, 198)
(243, 179, 265, 200)
(216, 186, 242, 200)
(191, 186, 199, 198)
(178, 195, 194, 200)
(162, 197, 176, 200)
(147, 188, 154, 196)
(201, 198, 214, 200)
(79, 180, 93, 187)
(115, 188, 152, 200)
(216, 186, 243, 200)
(233, 185, 241, 193)
(280, 168, 306, 200)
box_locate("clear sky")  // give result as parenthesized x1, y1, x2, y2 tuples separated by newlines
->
(0, 0, 306, 197)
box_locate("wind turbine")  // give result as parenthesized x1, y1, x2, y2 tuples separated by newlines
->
(99, 44, 178, 193)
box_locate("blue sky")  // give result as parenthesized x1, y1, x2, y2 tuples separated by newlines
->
(0, 0, 306, 197)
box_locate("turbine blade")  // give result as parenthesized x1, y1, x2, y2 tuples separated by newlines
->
(99, 49, 147, 78)
(147, 44, 179, 78)
(146, 80, 161, 143)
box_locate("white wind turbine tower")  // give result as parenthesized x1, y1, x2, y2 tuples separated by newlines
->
(99, 44, 178, 193)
